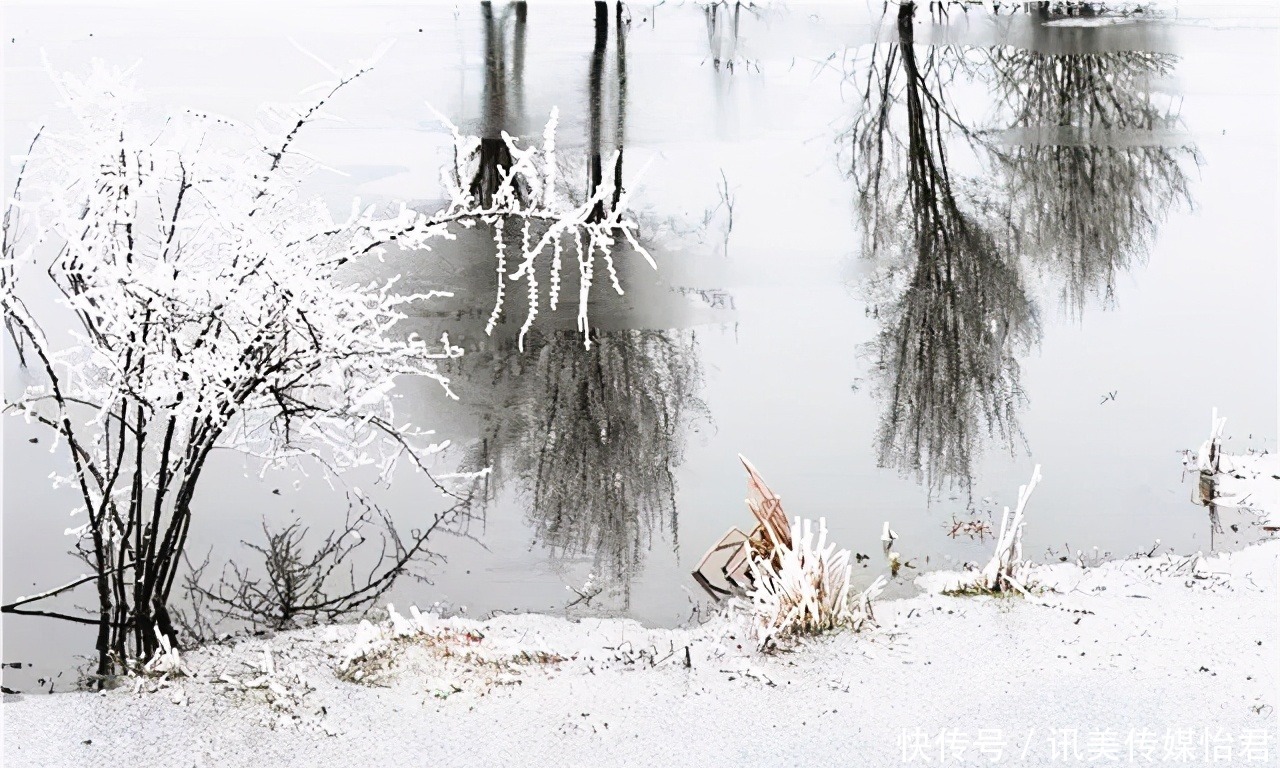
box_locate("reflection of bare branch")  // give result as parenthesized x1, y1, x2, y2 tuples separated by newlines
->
(716, 169, 735, 258)
(872, 230, 1036, 495)
(984, 46, 1199, 315)
(845, 14, 983, 265)
(467, 328, 705, 599)
(1006, 143, 1193, 315)
(848, 4, 1038, 494)
(846, 2, 1199, 491)
(703, 1, 756, 73)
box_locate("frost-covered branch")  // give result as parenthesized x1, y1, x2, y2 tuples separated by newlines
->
(4, 57, 644, 682)
(417, 109, 656, 351)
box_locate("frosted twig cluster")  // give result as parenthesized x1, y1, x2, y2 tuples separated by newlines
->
(0, 56, 636, 681)
(438, 108, 655, 351)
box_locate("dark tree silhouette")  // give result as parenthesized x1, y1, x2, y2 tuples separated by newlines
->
(848, 2, 1038, 493)
(703, 1, 745, 72)
(587, 2, 609, 222)
(613, 2, 628, 215)
(584, 2, 630, 223)
(846, 1, 1194, 491)
(471, 2, 529, 207)
(464, 327, 704, 603)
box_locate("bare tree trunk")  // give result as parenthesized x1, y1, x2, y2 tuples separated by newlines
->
(92, 527, 113, 686)
(587, 1, 608, 222)
(612, 2, 627, 217)
(898, 1, 915, 27)
(472, 1, 512, 207)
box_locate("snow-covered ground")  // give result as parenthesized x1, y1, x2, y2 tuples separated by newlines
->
(3, 536, 1276, 767)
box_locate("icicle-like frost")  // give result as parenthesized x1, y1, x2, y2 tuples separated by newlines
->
(485, 217, 507, 336)
(549, 232, 564, 311)
(439, 107, 653, 347)
(577, 233, 594, 343)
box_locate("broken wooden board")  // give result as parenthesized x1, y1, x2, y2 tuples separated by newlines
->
(740, 453, 793, 569)
(692, 455, 796, 601)
(692, 527, 751, 600)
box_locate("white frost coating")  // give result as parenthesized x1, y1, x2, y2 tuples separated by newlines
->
(2, 58, 659, 673)
(439, 107, 655, 353)
(338, 604, 568, 675)
(337, 606, 442, 671)
(8, 539, 1278, 765)
(1197, 406, 1227, 473)
(962, 464, 1043, 594)
(143, 628, 188, 677)
(2, 60, 662, 572)
(743, 516, 886, 649)
(1, 61, 515, 500)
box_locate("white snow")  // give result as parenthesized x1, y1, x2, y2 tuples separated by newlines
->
(4, 539, 1276, 767)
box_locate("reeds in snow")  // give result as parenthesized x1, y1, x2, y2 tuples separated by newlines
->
(735, 456, 885, 648)
(745, 515, 886, 648)
(958, 464, 1042, 595)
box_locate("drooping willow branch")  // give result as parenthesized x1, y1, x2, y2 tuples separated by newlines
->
(845, 3, 1038, 493)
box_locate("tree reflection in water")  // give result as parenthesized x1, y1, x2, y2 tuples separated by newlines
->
(848, 3, 1038, 495)
(985, 17, 1199, 316)
(846, 3, 1200, 493)
(444, 3, 705, 602)
(464, 327, 705, 604)
(470, 1, 528, 207)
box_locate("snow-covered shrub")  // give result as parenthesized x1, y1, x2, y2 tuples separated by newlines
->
(744, 516, 886, 649)
(1, 55, 653, 683)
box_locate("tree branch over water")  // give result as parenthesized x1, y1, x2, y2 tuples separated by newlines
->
(1, 50, 654, 684)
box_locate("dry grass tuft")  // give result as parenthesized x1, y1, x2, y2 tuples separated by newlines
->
(337, 607, 565, 692)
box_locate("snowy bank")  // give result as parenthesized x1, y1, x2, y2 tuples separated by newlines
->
(3, 539, 1277, 767)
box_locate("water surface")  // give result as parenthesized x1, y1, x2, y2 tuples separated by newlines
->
(3, 2, 1277, 692)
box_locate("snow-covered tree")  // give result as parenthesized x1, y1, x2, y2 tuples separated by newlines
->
(1, 55, 652, 684)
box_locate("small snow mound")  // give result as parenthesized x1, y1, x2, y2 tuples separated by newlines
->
(1043, 17, 1138, 28)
